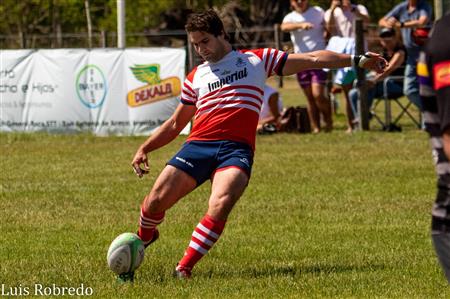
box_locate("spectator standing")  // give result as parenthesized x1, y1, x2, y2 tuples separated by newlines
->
(417, 13, 450, 284)
(349, 28, 406, 126)
(281, 0, 332, 133)
(379, 0, 432, 111)
(324, 0, 370, 38)
(324, 0, 370, 133)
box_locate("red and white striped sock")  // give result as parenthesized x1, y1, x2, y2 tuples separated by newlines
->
(138, 207, 164, 245)
(178, 214, 226, 270)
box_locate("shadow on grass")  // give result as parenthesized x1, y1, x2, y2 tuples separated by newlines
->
(203, 262, 387, 279)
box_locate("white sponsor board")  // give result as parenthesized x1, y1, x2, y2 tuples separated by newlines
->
(0, 48, 188, 135)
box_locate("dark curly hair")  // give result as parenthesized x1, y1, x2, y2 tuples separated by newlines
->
(185, 9, 229, 40)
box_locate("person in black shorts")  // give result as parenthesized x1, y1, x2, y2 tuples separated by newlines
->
(125, 9, 387, 281)
(418, 13, 450, 283)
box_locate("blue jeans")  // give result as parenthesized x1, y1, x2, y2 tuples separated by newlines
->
(349, 79, 404, 117)
(404, 63, 422, 110)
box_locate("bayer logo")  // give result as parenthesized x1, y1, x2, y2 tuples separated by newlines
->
(76, 65, 107, 108)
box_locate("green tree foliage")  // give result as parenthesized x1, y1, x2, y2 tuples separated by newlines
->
(0, 0, 434, 48)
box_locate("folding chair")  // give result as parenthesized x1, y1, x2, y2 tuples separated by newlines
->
(371, 76, 421, 131)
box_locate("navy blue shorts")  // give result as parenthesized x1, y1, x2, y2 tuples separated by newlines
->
(167, 140, 254, 186)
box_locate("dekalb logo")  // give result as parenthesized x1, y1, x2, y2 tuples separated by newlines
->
(127, 64, 181, 107)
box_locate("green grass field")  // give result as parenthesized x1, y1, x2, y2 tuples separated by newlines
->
(1, 77, 449, 298)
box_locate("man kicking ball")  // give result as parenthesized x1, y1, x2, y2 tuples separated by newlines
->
(128, 9, 387, 280)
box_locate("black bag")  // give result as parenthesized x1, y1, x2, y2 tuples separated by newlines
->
(279, 106, 311, 133)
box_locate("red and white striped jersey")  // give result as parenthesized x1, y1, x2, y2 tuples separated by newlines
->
(181, 48, 288, 151)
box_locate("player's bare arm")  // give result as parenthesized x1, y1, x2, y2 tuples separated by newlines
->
(282, 50, 388, 76)
(131, 104, 197, 177)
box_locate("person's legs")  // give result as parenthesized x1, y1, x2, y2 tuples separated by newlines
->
(176, 168, 249, 277)
(403, 64, 424, 128)
(175, 141, 253, 278)
(432, 232, 450, 283)
(207, 168, 249, 219)
(349, 86, 377, 126)
(302, 86, 321, 133)
(311, 70, 332, 132)
(431, 173, 450, 283)
(349, 87, 359, 117)
(404, 63, 422, 110)
(298, 71, 320, 133)
(342, 84, 355, 133)
(138, 165, 197, 245)
(139, 140, 221, 247)
(384, 79, 403, 98)
(334, 68, 356, 132)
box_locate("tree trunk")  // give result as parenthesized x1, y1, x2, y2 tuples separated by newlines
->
(50, 0, 62, 48)
(85, 0, 93, 48)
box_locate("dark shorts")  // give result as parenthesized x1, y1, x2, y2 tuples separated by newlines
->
(167, 140, 254, 186)
(296, 69, 327, 88)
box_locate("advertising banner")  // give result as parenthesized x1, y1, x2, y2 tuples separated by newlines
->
(0, 48, 187, 135)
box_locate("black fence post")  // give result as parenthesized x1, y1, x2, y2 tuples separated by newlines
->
(355, 18, 369, 131)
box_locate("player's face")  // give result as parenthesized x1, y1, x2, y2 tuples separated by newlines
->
(189, 31, 227, 63)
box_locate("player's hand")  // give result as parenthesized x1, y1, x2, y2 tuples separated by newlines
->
(358, 52, 388, 74)
(131, 148, 150, 178)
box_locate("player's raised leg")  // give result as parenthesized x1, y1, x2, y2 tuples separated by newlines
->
(175, 167, 249, 278)
(138, 165, 197, 246)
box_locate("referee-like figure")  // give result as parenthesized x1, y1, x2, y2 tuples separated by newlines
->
(418, 13, 450, 283)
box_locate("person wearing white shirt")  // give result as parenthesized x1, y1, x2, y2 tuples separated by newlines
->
(324, 0, 370, 38)
(324, 0, 370, 133)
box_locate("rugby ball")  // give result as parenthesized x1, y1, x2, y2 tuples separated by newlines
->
(107, 233, 145, 275)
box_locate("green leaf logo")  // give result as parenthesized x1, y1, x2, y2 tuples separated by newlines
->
(130, 64, 161, 85)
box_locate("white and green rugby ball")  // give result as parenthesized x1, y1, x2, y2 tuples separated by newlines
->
(107, 233, 145, 275)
